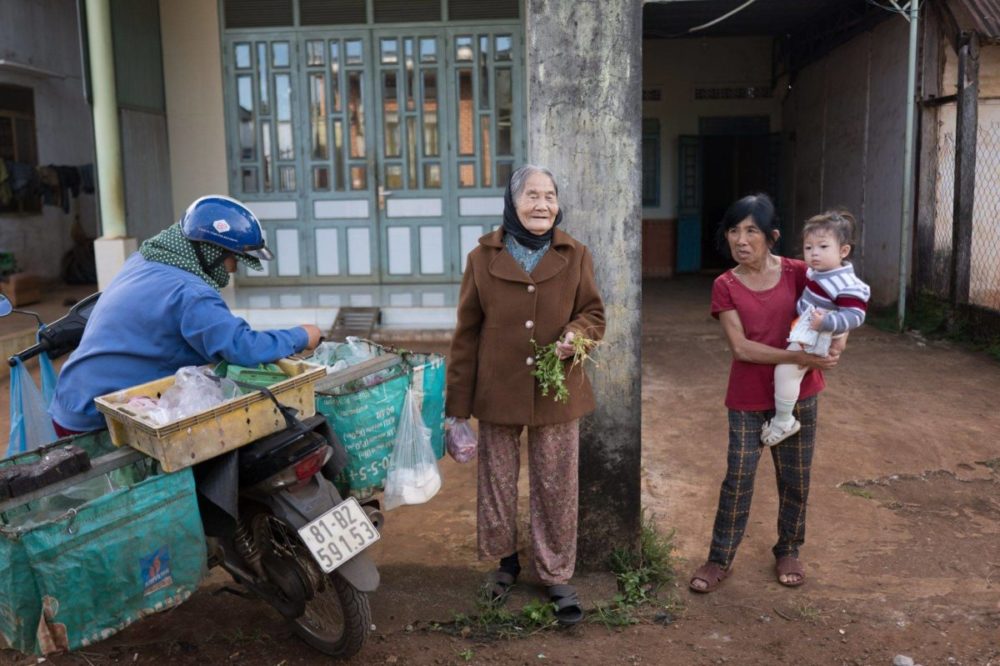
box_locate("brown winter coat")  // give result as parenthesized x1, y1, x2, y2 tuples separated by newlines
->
(446, 228, 606, 426)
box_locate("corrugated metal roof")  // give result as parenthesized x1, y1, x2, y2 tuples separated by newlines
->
(947, 0, 1000, 41)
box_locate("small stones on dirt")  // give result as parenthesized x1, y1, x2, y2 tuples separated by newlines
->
(893, 656, 915, 666)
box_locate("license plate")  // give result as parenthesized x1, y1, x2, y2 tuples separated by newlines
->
(298, 497, 380, 573)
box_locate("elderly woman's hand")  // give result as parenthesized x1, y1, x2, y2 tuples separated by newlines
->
(555, 331, 576, 360)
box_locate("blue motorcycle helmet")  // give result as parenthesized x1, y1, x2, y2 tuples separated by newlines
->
(180, 195, 273, 265)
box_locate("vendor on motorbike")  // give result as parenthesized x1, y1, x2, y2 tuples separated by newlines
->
(49, 195, 323, 435)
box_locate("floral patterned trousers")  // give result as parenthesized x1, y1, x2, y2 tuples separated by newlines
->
(477, 419, 579, 585)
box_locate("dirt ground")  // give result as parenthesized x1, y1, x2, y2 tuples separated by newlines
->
(2, 276, 1000, 666)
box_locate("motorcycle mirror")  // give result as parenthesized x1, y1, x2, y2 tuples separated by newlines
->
(0, 295, 11, 318)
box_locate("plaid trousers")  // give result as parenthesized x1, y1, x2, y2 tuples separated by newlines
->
(707, 396, 818, 568)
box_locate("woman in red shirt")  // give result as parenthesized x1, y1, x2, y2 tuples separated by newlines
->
(689, 194, 846, 592)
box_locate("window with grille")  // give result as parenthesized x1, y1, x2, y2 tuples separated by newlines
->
(0, 85, 40, 214)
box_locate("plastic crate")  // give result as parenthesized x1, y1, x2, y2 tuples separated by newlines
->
(94, 358, 325, 472)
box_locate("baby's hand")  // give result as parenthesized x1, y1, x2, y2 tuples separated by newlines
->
(809, 308, 826, 331)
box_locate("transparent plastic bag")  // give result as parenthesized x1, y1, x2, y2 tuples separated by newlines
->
(445, 417, 477, 463)
(310, 336, 374, 371)
(131, 366, 239, 426)
(382, 388, 441, 511)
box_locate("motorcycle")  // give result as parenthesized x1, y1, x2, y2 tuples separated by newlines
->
(1, 293, 381, 659)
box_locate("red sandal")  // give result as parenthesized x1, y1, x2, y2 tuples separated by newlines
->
(775, 555, 806, 587)
(689, 561, 731, 593)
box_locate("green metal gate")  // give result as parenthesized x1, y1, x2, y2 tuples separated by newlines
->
(222, 21, 523, 285)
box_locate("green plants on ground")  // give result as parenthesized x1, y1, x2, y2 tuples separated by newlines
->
(593, 512, 682, 628)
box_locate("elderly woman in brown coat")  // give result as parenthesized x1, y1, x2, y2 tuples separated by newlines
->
(446, 164, 605, 625)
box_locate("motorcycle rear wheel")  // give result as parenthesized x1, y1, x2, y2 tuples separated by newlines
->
(250, 512, 372, 659)
(291, 572, 371, 658)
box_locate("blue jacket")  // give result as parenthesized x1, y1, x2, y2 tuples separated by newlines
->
(50, 254, 309, 432)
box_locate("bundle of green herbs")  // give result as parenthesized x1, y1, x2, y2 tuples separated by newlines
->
(531, 334, 599, 403)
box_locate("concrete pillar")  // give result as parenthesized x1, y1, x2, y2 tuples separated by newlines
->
(85, 0, 133, 288)
(525, 0, 643, 567)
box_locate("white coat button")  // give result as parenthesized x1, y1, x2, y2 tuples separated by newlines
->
(525, 320, 534, 329)
(526, 356, 535, 366)
(527, 284, 536, 293)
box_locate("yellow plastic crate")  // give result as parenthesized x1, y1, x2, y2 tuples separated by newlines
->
(94, 358, 325, 472)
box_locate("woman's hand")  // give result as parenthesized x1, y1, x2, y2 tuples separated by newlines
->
(301, 324, 324, 350)
(796, 349, 839, 370)
(555, 331, 576, 360)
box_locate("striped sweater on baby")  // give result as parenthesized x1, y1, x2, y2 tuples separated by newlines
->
(797, 261, 871, 334)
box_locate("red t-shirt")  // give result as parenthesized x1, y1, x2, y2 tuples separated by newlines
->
(711, 257, 825, 411)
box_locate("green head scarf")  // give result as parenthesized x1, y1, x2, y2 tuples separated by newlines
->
(139, 223, 264, 291)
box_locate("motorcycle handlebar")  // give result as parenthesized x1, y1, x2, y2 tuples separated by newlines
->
(8, 341, 46, 367)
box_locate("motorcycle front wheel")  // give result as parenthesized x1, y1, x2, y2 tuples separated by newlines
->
(251, 512, 372, 658)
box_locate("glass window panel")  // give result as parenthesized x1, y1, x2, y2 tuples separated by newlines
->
(420, 38, 437, 63)
(262, 120, 273, 191)
(350, 165, 367, 190)
(333, 119, 345, 191)
(383, 72, 400, 158)
(241, 167, 258, 192)
(423, 163, 441, 189)
(275, 74, 292, 121)
(331, 67, 342, 113)
(309, 73, 328, 159)
(257, 43, 270, 115)
(277, 123, 294, 160)
(495, 35, 513, 61)
(380, 38, 398, 64)
(279, 165, 296, 191)
(346, 40, 363, 65)
(330, 41, 340, 71)
(385, 164, 403, 190)
(306, 40, 325, 66)
(496, 68, 512, 155)
(497, 161, 512, 185)
(313, 166, 330, 190)
(272, 42, 290, 68)
(235, 43, 251, 69)
(348, 72, 365, 158)
(479, 36, 489, 109)
(407, 117, 417, 189)
(455, 36, 473, 62)
(457, 69, 473, 156)
(459, 163, 475, 188)
(422, 71, 439, 157)
(404, 39, 415, 111)
(237, 76, 254, 160)
(480, 115, 492, 188)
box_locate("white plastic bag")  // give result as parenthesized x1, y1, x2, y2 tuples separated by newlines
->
(788, 304, 833, 357)
(445, 417, 477, 463)
(382, 388, 441, 510)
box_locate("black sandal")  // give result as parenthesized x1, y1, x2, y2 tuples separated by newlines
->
(487, 570, 517, 604)
(547, 584, 584, 625)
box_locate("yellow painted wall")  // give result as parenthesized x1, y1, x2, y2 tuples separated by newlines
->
(159, 0, 228, 220)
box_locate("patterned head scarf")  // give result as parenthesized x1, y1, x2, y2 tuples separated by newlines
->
(139, 223, 263, 291)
